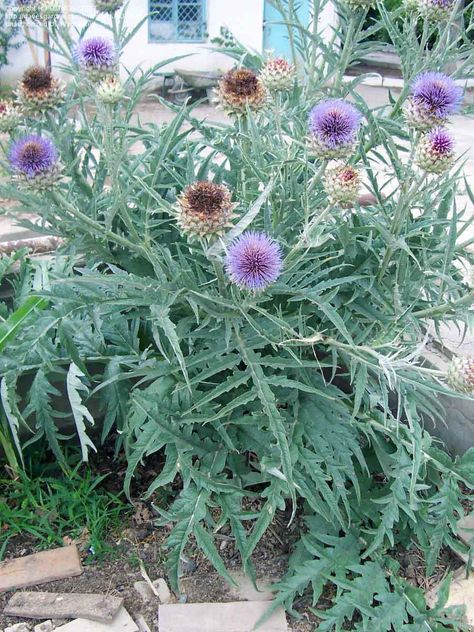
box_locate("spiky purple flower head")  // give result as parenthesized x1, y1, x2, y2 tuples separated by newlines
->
(308, 99, 362, 148)
(76, 36, 116, 69)
(411, 72, 462, 119)
(427, 127, 454, 154)
(428, 0, 455, 7)
(225, 231, 282, 291)
(8, 135, 58, 177)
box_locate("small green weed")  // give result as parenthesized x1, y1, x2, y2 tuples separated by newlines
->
(0, 465, 129, 560)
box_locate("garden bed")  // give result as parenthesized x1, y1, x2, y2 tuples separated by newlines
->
(1, 439, 471, 632)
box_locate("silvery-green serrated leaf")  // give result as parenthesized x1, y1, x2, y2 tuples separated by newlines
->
(0, 376, 24, 466)
(194, 522, 237, 587)
(66, 362, 96, 462)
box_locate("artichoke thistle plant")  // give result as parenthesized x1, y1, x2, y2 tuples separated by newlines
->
(1, 0, 474, 628)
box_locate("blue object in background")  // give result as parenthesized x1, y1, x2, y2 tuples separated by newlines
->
(263, 0, 311, 59)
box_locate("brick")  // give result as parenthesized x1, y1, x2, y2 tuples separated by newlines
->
(0, 546, 82, 593)
(158, 601, 288, 632)
(4, 592, 123, 622)
(54, 608, 138, 632)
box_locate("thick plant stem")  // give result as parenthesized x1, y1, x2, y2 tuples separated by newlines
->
(378, 172, 427, 280)
(412, 291, 474, 318)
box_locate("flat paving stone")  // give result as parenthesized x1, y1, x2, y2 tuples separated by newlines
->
(33, 622, 54, 632)
(54, 607, 138, 632)
(158, 601, 288, 632)
(4, 592, 123, 622)
(458, 512, 474, 547)
(227, 571, 275, 602)
(441, 568, 474, 626)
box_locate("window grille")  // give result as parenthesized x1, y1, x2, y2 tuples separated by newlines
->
(149, 0, 206, 42)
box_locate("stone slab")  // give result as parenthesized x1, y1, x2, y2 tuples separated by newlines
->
(4, 624, 31, 632)
(54, 607, 138, 632)
(134, 615, 152, 632)
(4, 592, 123, 622)
(227, 571, 275, 602)
(441, 569, 474, 625)
(457, 513, 474, 547)
(34, 622, 54, 632)
(0, 546, 83, 593)
(158, 601, 288, 632)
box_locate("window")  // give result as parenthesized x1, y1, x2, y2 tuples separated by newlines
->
(149, 0, 206, 42)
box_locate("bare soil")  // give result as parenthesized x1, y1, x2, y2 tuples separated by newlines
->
(0, 445, 470, 632)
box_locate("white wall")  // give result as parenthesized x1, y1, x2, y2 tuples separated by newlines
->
(1, 0, 265, 85)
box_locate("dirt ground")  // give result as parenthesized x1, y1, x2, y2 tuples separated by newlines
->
(0, 457, 469, 632)
(0, 507, 317, 631)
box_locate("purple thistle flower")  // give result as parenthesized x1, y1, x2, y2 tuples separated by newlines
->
(427, 127, 454, 154)
(225, 231, 282, 291)
(422, 0, 455, 10)
(76, 36, 116, 69)
(411, 72, 462, 119)
(429, 0, 455, 6)
(8, 135, 58, 177)
(308, 99, 362, 148)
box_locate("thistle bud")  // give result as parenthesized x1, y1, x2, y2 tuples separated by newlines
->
(0, 101, 22, 133)
(216, 69, 268, 115)
(323, 164, 361, 206)
(38, 0, 61, 23)
(17, 66, 65, 113)
(419, 0, 456, 20)
(176, 181, 236, 240)
(415, 127, 455, 174)
(403, 0, 420, 12)
(94, 0, 125, 12)
(344, 0, 373, 8)
(260, 58, 296, 92)
(448, 356, 474, 394)
(97, 76, 124, 104)
(15, 0, 39, 19)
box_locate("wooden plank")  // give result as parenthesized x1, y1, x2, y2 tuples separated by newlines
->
(4, 592, 123, 622)
(54, 607, 138, 632)
(158, 601, 288, 632)
(0, 546, 82, 593)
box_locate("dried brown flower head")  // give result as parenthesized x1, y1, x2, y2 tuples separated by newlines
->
(222, 69, 259, 98)
(217, 68, 267, 114)
(17, 66, 65, 113)
(22, 66, 52, 92)
(176, 181, 236, 240)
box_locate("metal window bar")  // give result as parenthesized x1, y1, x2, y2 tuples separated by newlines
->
(149, 0, 205, 42)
